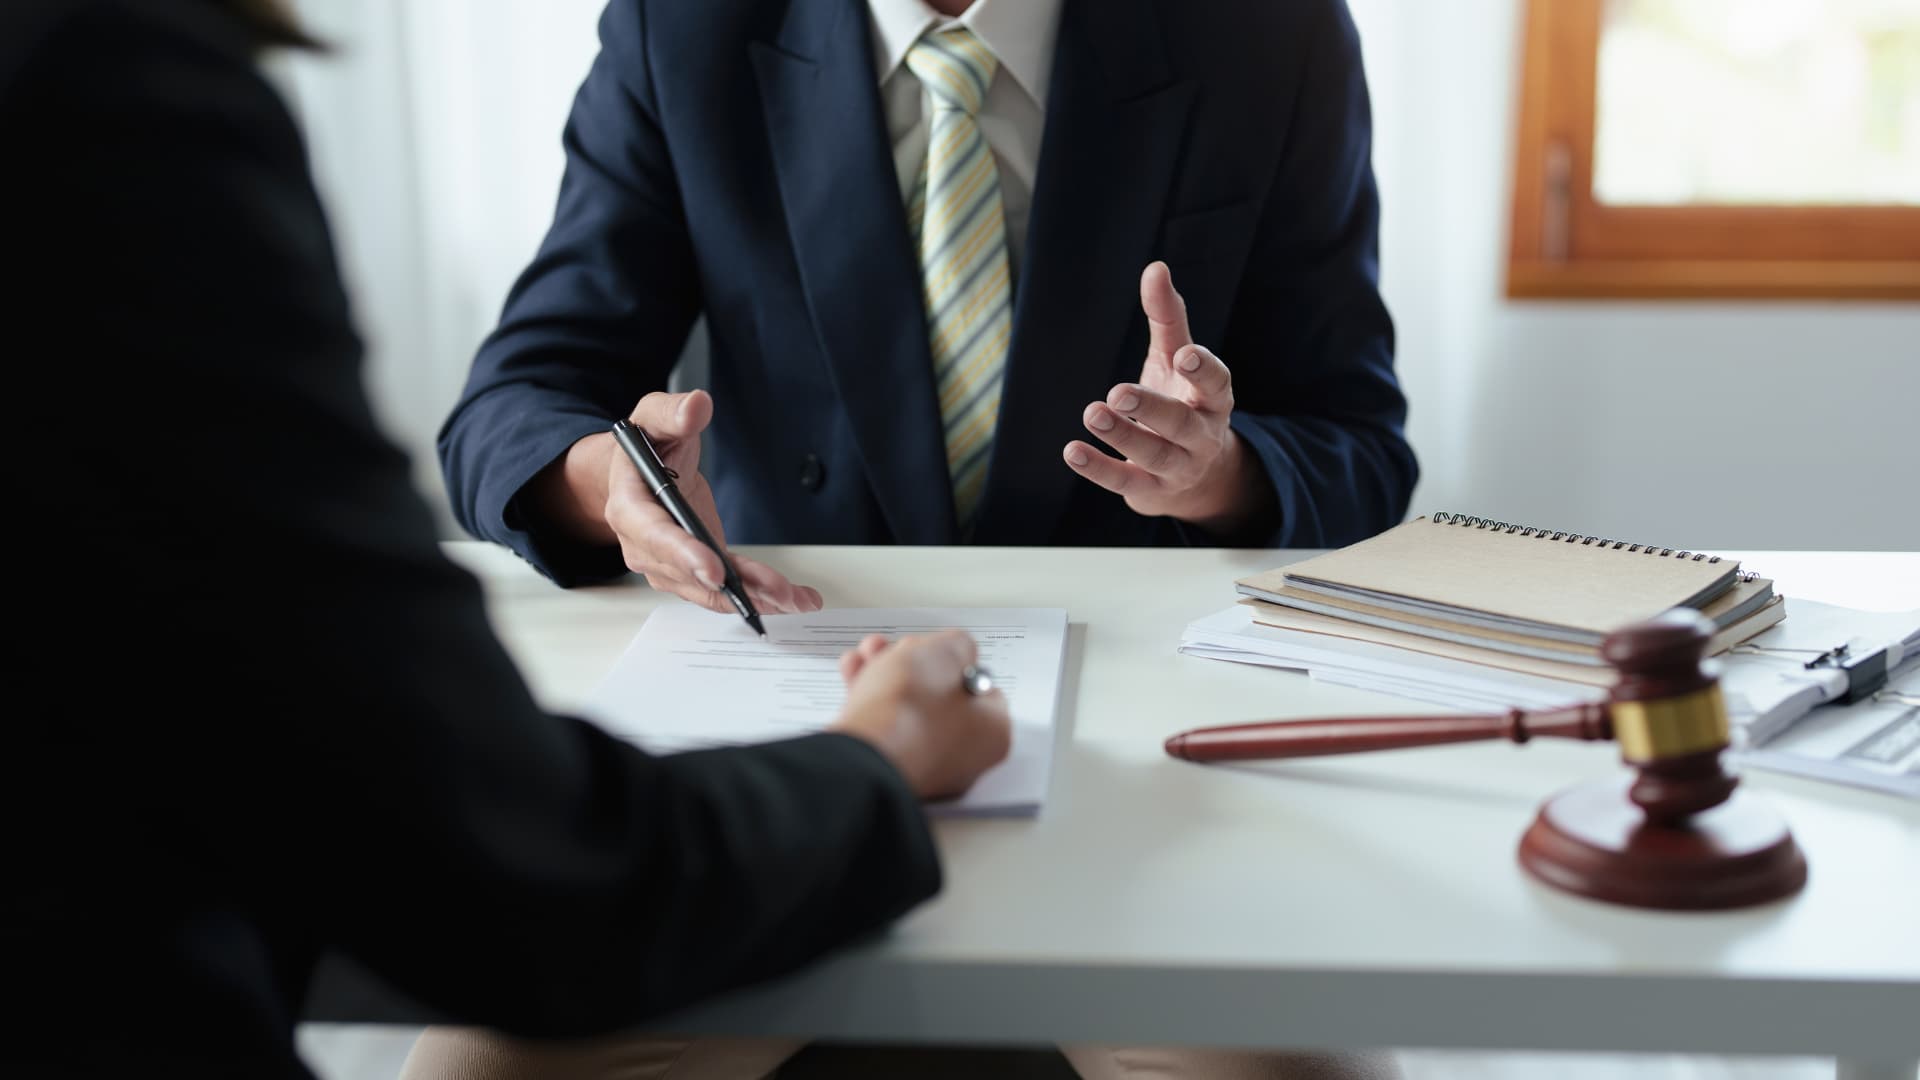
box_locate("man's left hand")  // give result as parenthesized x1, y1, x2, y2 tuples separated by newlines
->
(1063, 261, 1268, 537)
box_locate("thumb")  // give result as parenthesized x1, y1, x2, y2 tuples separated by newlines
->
(627, 389, 714, 442)
(1140, 261, 1193, 367)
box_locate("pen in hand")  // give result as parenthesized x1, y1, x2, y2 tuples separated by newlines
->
(611, 418, 768, 638)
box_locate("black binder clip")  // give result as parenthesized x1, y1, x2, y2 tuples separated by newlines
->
(1804, 641, 1893, 704)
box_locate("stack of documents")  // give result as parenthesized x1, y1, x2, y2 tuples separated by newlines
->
(584, 605, 1069, 816)
(1179, 515, 1916, 796)
(1235, 516, 1785, 675)
(1180, 601, 1919, 797)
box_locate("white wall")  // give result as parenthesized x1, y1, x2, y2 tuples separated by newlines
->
(285, 0, 1920, 551)
(281, 0, 608, 527)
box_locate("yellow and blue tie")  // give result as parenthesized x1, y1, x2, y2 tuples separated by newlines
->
(906, 27, 1011, 527)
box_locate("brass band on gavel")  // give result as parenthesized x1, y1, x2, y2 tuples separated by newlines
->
(1608, 684, 1730, 763)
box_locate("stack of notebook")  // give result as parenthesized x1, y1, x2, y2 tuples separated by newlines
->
(1231, 514, 1787, 687)
(1181, 514, 1920, 795)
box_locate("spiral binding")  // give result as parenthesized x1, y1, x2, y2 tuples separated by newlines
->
(1429, 513, 1759, 582)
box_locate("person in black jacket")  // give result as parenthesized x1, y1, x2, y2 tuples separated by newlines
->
(4, 2, 1009, 1076)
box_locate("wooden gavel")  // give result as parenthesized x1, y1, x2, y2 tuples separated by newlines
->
(1165, 699, 1618, 763)
(1167, 609, 1809, 910)
(1166, 610, 1734, 807)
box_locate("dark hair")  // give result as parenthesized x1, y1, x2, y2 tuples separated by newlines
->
(210, 0, 322, 50)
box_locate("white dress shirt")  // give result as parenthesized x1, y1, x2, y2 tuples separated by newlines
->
(865, 0, 1063, 274)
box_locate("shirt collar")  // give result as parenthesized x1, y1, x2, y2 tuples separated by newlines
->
(866, 0, 1063, 107)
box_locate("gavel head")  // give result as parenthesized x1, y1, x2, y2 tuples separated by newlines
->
(1600, 609, 1738, 823)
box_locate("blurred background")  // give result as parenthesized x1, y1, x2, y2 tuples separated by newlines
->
(277, 0, 1920, 555)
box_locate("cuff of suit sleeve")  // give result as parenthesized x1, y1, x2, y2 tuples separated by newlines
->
(658, 731, 943, 915)
(491, 411, 632, 588)
(1168, 414, 1291, 549)
(674, 731, 943, 933)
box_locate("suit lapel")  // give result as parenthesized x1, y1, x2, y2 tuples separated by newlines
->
(752, 0, 959, 545)
(971, 0, 1196, 544)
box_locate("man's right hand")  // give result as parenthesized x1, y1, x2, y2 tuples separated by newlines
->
(534, 389, 823, 614)
(832, 631, 1012, 801)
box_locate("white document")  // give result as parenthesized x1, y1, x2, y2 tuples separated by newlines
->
(1179, 606, 1601, 711)
(1737, 664, 1920, 799)
(585, 605, 1069, 816)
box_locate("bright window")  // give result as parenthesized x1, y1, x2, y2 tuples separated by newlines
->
(1508, 0, 1920, 299)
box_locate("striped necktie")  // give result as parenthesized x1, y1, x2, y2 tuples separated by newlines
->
(905, 26, 1011, 528)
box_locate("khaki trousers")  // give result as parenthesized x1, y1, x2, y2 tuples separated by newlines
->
(401, 1029, 1401, 1080)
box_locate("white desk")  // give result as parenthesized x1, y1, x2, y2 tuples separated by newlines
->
(424, 544, 1920, 1074)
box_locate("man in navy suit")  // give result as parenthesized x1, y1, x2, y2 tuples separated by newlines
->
(440, 0, 1417, 621)
(426, 2, 1410, 1076)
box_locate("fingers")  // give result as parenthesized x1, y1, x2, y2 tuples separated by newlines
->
(830, 628, 1008, 803)
(1140, 261, 1193, 369)
(618, 529, 822, 617)
(614, 497, 727, 593)
(607, 491, 743, 616)
(1062, 440, 1161, 498)
(1072, 340, 1232, 502)
(1083, 400, 1187, 475)
(898, 629, 982, 688)
(604, 424, 819, 616)
(1170, 345, 1233, 411)
(839, 633, 892, 684)
(1106, 382, 1203, 443)
(638, 576, 733, 614)
(735, 554, 823, 614)
(626, 388, 714, 443)
(928, 628, 980, 670)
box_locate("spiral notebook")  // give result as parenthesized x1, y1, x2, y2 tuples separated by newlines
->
(1237, 514, 1779, 660)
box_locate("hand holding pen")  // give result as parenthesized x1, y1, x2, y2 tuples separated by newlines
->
(832, 631, 1010, 801)
(606, 391, 823, 619)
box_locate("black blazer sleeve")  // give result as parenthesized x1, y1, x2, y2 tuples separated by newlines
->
(438, 0, 693, 586)
(12, 0, 937, 1040)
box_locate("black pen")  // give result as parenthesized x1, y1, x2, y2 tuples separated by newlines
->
(611, 418, 767, 638)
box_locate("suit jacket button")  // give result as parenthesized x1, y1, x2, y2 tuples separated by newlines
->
(799, 454, 825, 492)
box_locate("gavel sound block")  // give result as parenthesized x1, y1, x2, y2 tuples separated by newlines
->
(1166, 610, 1808, 911)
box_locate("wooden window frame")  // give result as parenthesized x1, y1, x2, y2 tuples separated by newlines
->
(1508, 0, 1920, 301)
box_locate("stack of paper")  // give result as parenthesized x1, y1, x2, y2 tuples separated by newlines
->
(1179, 600, 1919, 796)
(1235, 517, 1786, 672)
(583, 605, 1069, 816)
(1178, 516, 1907, 790)
(1180, 606, 1604, 712)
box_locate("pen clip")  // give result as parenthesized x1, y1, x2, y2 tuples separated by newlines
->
(1803, 638, 1894, 704)
(618, 419, 682, 482)
(638, 431, 679, 481)
(1802, 643, 1852, 671)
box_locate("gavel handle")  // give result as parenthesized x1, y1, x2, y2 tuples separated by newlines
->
(1164, 703, 1612, 762)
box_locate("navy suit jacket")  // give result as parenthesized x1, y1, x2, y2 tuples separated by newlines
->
(441, 0, 1417, 586)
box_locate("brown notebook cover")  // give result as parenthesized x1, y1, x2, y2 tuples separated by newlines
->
(1238, 514, 1757, 640)
(1240, 594, 1788, 687)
